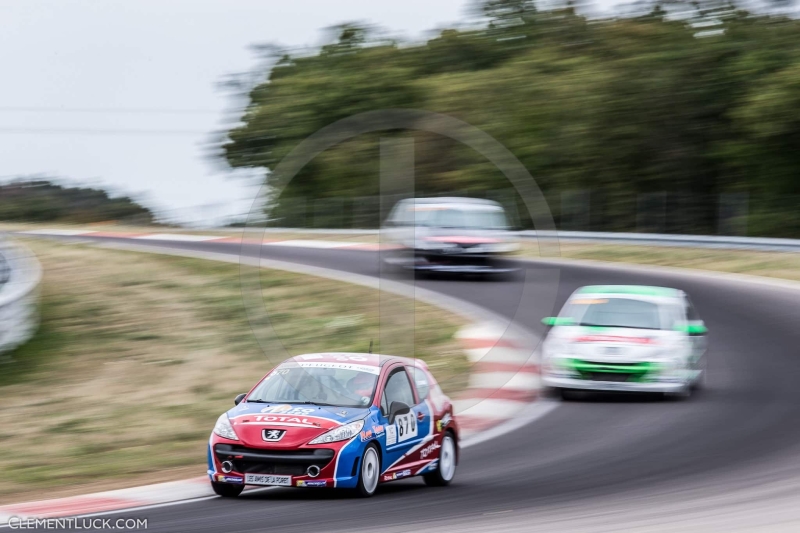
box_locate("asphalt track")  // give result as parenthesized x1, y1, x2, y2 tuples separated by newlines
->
(51, 237, 800, 532)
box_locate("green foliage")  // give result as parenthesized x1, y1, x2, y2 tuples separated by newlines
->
(222, 2, 800, 235)
(0, 179, 154, 224)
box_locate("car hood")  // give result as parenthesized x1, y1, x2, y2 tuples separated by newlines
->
(226, 402, 370, 448)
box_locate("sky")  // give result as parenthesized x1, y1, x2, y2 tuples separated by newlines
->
(0, 0, 624, 226)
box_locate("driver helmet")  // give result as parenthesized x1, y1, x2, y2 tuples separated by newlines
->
(347, 372, 375, 398)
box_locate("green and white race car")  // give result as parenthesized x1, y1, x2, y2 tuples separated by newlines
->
(541, 285, 707, 398)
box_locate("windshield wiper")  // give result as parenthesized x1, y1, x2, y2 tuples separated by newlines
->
(246, 400, 342, 407)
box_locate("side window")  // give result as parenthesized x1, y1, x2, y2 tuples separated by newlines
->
(686, 297, 700, 321)
(406, 366, 429, 401)
(402, 205, 416, 226)
(381, 369, 416, 414)
(380, 388, 389, 414)
(387, 202, 414, 227)
(662, 304, 685, 331)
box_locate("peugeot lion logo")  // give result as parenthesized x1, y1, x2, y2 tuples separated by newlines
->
(262, 429, 286, 442)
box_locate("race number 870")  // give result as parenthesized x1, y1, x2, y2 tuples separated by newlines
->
(396, 412, 418, 442)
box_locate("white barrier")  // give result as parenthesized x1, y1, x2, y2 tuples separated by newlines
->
(0, 239, 41, 357)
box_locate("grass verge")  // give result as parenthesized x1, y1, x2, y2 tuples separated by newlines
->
(519, 241, 800, 283)
(0, 239, 467, 504)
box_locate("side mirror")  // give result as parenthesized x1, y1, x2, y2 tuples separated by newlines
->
(234, 393, 247, 406)
(675, 321, 707, 335)
(686, 321, 707, 335)
(542, 316, 575, 327)
(388, 401, 410, 424)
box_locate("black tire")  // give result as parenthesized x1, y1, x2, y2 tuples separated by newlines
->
(691, 358, 707, 393)
(664, 385, 692, 401)
(211, 481, 244, 498)
(423, 432, 457, 487)
(543, 387, 561, 399)
(559, 388, 577, 401)
(355, 443, 381, 498)
(483, 268, 517, 282)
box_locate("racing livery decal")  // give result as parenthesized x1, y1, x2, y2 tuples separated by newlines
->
(208, 353, 458, 497)
(395, 411, 418, 443)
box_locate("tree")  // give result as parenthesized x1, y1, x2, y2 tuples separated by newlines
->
(221, 1, 800, 235)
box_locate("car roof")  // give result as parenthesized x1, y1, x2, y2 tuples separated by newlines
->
(287, 353, 423, 369)
(406, 197, 500, 205)
(575, 285, 683, 299)
(401, 197, 503, 209)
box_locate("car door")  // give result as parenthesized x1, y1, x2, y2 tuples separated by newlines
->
(383, 201, 412, 246)
(377, 366, 426, 478)
(406, 364, 433, 434)
(685, 297, 708, 372)
(405, 365, 436, 460)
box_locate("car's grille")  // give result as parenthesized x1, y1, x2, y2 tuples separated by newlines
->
(572, 360, 654, 382)
(240, 462, 307, 476)
(585, 372, 630, 382)
(214, 444, 335, 476)
(420, 252, 498, 267)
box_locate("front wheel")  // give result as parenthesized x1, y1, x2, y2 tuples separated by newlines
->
(211, 481, 244, 498)
(424, 432, 457, 487)
(691, 356, 708, 392)
(356, 444, 381, 497)
(664, 384, 693, 401)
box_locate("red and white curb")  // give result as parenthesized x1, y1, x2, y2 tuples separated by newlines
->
(18, 229, 387, 251)
(454, 322, 540, 434)
(0, 478, 211, 524)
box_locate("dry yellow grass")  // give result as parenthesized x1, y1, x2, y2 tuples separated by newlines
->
(516, 241, 800, 282)
(0, 239, 467, 504)
(0, 222, 381, 243)
(8, 221, 799, 279)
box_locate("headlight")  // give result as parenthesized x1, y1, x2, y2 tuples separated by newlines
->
(543, 356, 577, 377)
(650, 347, 685, 361)
(308, 420, 364, 444)
(415, 239, 456, 251)
(213, 414, 239, 441)
(475, 243, 519, 253)
(543, 340, 569, 357)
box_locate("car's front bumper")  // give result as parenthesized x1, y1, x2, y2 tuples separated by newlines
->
(410, 251, 517, 273)
(207, 440, 360, 489)
(542, 375, 688, 393)
(413, 263, 517, 273)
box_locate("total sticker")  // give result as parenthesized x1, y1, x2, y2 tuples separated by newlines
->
(386, 425, 397, 445)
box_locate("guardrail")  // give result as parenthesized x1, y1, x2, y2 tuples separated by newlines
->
(0, 239, 41, 358)
(254, 228, 800, 252)
(518, 231, 800, 252)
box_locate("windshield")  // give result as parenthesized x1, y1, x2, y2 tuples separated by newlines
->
(247, 365, 378, 408)
(566, 297, 664, 330)
(415, 207, 508, 229)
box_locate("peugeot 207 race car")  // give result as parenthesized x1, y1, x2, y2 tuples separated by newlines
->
(381, 197, 519, 275)
(208, 353, 458, 498)
(541, 285, 708, 398)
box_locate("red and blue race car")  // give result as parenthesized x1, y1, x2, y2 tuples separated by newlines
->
(208, 353, 459, 497)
